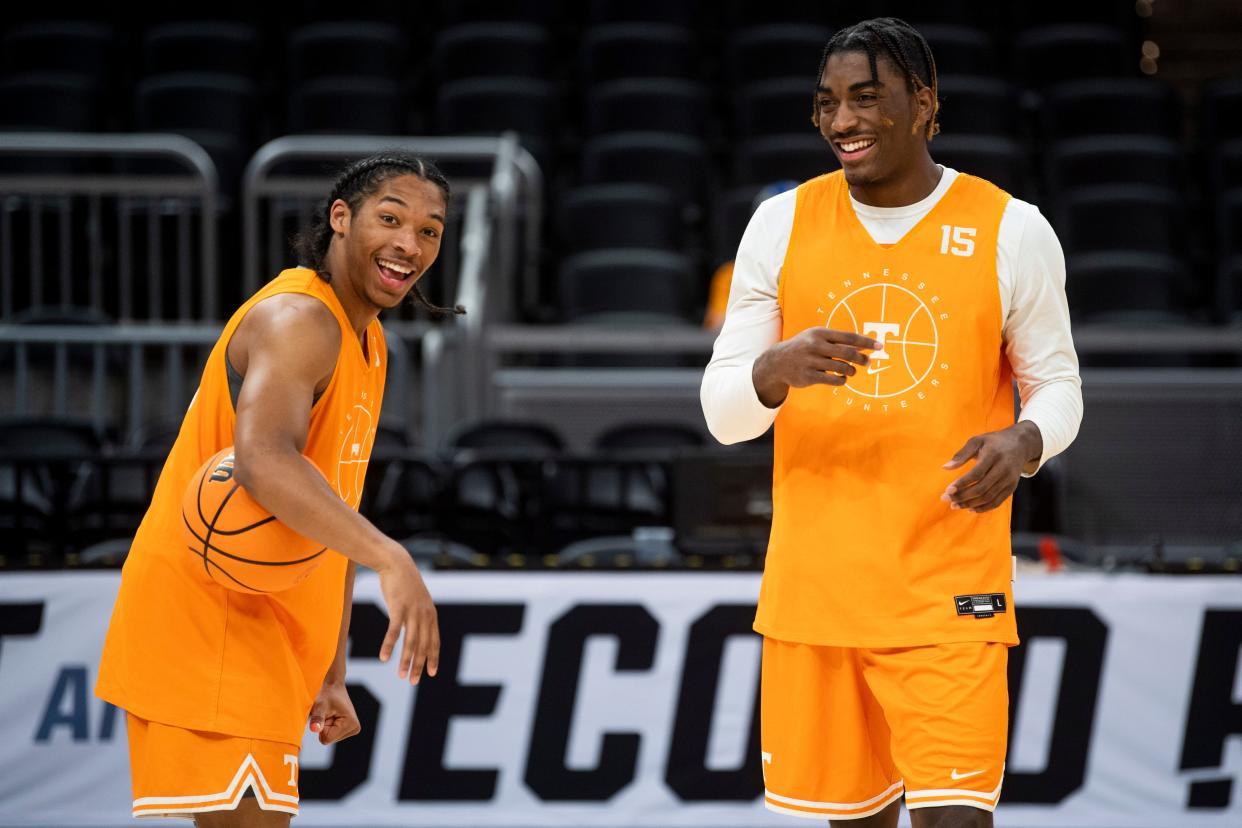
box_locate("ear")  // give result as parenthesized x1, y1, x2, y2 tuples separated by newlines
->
(328, 198, 350, 236)
(912, 85, 936, 135)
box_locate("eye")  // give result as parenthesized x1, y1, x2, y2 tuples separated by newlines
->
(380, 213, 398, 225)
(818, 98, 837, 110)
(423, 227, 441, 239)
(857, 93, 878, 104)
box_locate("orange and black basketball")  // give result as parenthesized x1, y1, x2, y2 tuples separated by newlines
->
(181, 446, 327, 594)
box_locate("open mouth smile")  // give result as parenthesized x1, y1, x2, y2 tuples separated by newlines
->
(376, 257, 415, 289)
(835, 137, 876, 162)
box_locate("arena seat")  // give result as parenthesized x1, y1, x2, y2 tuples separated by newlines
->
(935, 75, 1019, 137)
(433, 23, 553, 82)
(142, 22, 262, 77)
(586, 78, 712, 139)
(558, 184, 683, 253)
(579, 23, 697, 84)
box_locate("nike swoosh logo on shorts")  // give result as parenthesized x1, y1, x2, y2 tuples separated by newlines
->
(951, 769, 984, 781)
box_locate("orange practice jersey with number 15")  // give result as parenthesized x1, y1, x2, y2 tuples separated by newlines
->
(96, 267, 386, 745)
(756, 170, 1018, 649)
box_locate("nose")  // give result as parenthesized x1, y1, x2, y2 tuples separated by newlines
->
(830, 100, 859, 136)
(391, 228, 421, 260)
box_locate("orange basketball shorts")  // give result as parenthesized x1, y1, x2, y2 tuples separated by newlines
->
(126, 714, 301, 819)
(761, 638, 1008, 819)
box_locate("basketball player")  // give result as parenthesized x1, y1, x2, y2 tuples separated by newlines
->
(96, 153, 459, 826)
(701, 19, 1082, 828)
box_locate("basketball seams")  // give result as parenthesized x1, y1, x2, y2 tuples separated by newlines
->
(182, 449, 327, 593)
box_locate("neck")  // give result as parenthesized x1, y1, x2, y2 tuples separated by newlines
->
(848, 149, 941, 208)
(321, 248, 379, 338)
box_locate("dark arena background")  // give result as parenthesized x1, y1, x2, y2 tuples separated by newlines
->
(2, 1, 1241, 826)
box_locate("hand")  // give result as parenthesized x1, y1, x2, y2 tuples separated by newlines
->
(753, 327, 880, 407)
(941, 422, 1043, 513)
(375, 545, 440, 685)
(308, 682, 361, 745)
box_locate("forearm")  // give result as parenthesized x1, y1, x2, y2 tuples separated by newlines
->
(702, 354, 781, 443)
(324, 561, 356, 685)
(234, 446, 397, 571)
(1017, 376, 1083, 475)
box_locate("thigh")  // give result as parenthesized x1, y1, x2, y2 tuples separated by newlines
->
(761, 638, 904, 821)
(127, 713, 301, 820)
(861, 642, 1008, 815)
(195, 796, 291, 828)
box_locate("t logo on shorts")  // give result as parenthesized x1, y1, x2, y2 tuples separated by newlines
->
(283, 754, 298, 788)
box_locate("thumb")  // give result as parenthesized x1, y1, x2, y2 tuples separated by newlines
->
(308, 700, 326, 734)
(944, 436, 983, 469)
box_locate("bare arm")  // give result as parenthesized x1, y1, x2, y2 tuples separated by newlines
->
(229, 294, 439, 683)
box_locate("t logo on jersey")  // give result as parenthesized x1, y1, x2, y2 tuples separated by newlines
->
(863, 321, 899, 374)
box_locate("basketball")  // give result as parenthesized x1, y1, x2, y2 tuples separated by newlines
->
(181, 446, 327, 594)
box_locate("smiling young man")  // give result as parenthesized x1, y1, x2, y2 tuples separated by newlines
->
(97, 153, 460, 826)
(701, 18, 1082, 828)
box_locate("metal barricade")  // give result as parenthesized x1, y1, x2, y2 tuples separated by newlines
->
(0, 133, 219, 321)
(0, 324, 413, 443)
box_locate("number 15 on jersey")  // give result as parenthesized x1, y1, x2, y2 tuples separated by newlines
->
(940, 225, 976, 257)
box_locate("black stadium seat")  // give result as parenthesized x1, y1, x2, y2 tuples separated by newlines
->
(1200, 75, 1242, 149)
(935, 75, 1019, 137)
(919, 25, 997, 76)
(585, 79, 711, 139)
(1218, 255, 1242, 322)
(582, 132, 711, 209)
(1043, 78, 1182, 140)
(1, 21, 114, 78)
(286, 22, 406, 83)
(1045, 136, 1183, 201)
(433, 23, 553, 82)
(558, 184, 683, 252)
(930, 135, 1026, 197)
(1057, 185, 1187, 257)
(595, 422, 704, 451)
(437, 0, 564, 25)
(1066, 251, 1189, 325)
(1217, 190, 1242, 261)
(136, 73, 259, 145)
(580, 24, 697, 84)
(587, 0, 699, 26)
(737, 78, 818, 137)
(1014, 25, 1130, 89)
(0, 73, 102, 131)
(734, 134, 836, 187)
(558, 249, 694, 322)
(447, 420, 564, 453)
(436, 77, 559, 165)
(714, 185, 765, 264)
(143, 22, 262, 77)
(1212, 139, 1242, 198)
(727, 25, 832, 85)
(289, 77, 405, 135)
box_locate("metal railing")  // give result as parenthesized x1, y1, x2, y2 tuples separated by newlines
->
(0, 133, 219, 321)
(0, 324, 414, 443)
(240, 134, 541, 320)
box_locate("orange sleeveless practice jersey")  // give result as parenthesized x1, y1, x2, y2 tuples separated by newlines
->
(755, 171, 1017, 648)
(96, 268, 386, 744)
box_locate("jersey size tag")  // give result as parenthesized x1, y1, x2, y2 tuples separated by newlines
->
(954, 593, 1007, 619)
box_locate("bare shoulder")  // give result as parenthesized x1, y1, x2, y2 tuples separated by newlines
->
(228, 292, 341, 380)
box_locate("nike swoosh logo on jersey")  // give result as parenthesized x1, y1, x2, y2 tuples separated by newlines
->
(951, 769, 984, 781)
(866, 363, 889, 375)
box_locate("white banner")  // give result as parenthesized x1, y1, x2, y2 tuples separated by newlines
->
(1, 571, 1241, 827)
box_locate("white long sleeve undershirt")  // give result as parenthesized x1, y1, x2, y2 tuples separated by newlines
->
(700, 167, 1083, 474)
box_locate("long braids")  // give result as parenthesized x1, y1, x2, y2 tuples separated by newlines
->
(292, 151, 465, 319)
(812, 17, 940, 140)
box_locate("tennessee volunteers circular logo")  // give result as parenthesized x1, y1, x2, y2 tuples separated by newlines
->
(827, 283, 939, 399)
(336, 403, 375, 508)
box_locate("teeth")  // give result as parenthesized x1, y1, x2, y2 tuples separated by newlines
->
(840, 139, 875, 153)
(378, 258, 412, 275)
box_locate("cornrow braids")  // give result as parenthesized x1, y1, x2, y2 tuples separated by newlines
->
(291, 151, 465, 319)
(812, 17, 940, 140)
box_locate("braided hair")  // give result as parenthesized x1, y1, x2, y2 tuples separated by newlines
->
(812, 18, 940, 140)
(292, 151, 465, 318)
